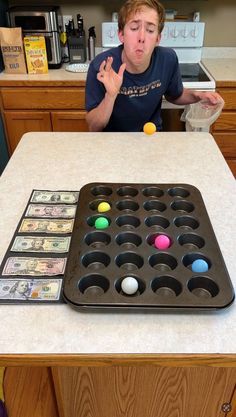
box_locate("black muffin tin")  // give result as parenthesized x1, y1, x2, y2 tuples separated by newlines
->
(63, 183, 235, 311)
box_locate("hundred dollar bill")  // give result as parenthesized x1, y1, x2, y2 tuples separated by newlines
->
(2, 257, 67, 276)
(0, 278, 62, 301)
(25, 204, 76, 218)
(11, 236, 71, 253)
(18, 218, 74, 234)
(31, 190, 79, 204)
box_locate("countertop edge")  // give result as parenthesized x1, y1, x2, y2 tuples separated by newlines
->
(1, 353, 236, 366)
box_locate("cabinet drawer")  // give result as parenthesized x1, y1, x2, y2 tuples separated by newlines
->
(51, 111, 89, 132)
(213, 133, 236, 157)
(217, 89, 236, 110)
(212, 112, 236, 131)
(1, 88, 86, 110)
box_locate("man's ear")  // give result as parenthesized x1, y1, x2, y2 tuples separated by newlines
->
(156, 33, 161, 46)
(118, 30, 124, 44)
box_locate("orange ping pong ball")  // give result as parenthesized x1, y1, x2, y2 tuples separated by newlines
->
(143, 122, 156, 135)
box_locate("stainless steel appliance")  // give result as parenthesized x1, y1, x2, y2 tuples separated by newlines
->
(7, 5, 62, 69)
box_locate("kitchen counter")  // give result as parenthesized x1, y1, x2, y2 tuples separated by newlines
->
(0, 63, 87, 86)
(202, 58, 236, 86)
(1, 56, 236, 87)
(0, 131, 235, 356)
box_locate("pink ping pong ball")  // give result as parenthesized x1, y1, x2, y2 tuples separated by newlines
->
(154, 235, 171, 250)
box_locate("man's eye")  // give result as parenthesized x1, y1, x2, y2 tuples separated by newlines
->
(147, 29, 154, 33)
(130, 26, 138, 31)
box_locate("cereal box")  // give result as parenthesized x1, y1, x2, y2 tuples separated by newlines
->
(24, 36, 48, 74)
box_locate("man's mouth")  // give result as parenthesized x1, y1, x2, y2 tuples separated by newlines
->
(135, 49, 144, 56)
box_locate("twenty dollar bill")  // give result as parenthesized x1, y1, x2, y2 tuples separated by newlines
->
(11, 236, 71, 253)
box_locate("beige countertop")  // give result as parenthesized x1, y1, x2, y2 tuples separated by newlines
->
(1, 53, 236, 86)
(202, 58, 236, 84)
(0, 131, 235, 354)
(0, 63, 87, 86)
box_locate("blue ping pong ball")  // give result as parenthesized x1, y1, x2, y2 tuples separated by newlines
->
(121, 277, 139, 295)
(191, 259, 209, 273)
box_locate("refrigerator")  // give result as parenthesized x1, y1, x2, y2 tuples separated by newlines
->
(0, 0, 9, 175)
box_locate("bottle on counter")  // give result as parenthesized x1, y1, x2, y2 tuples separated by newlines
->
(88, 26, 96, 61)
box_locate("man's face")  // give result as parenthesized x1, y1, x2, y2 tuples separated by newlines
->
(33, 239, 44, 249)
(38, 221, 49, 230)
(44, 207, 53, 215)
(118, 6, 161, 71)
(17, 281, 28, 293)
(27, 260, 38, 270)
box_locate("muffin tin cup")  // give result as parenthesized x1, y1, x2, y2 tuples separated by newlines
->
(63, 183, 234, 311)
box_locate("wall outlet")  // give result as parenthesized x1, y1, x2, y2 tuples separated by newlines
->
(62, 15, 73, 31)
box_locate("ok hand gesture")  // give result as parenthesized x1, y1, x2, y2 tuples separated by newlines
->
(97, 56, 126, 98)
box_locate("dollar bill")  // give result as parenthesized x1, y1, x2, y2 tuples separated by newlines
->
(2, 257, 67, 276)
(11, 236, 71, 253)
(18, 218, 74, 234)
(0, 278, 62, 300)
(25, 204, 76, 218)
(31, 190, 79, 204)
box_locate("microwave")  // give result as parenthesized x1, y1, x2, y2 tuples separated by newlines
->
(7, 5, 62, 68)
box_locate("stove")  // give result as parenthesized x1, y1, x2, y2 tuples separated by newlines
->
(160, 21, 215, 90)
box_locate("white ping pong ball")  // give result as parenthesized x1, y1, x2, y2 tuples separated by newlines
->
(121, 277, 139, 295)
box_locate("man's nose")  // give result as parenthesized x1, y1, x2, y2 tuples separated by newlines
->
(138, 26, 145, 43)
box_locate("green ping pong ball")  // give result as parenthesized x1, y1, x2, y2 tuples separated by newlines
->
(121, 277, 139, 295)
(97, 202, 111, 213)
(94, 217, 109, 230)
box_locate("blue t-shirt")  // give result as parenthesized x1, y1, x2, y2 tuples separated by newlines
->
(85, 45, 183, 132)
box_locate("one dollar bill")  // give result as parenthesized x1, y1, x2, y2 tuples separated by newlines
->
(18, 218, 74, 234)
(2, 257, 67, 276)
(31, 190, 79, 204)
(0, 278, 62, 300)
(11, 236, 71, 253)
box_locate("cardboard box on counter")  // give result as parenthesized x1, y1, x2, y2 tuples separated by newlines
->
(24, 36, 48, 74)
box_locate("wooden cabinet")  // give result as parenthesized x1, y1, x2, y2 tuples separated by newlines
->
(51, 365, 236, 417)
(0, 85, 88, 154)
(3, 362, 236, 417)
(212, 87, 236, 177)
(4, 111, 52, 152)
(4, 367, 59, 417)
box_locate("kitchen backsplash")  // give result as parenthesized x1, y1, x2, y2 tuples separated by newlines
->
(7, 0, 236, 47)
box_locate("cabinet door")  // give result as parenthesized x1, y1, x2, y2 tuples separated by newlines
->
(52, 366, 236, 417)
(225, 383, 236, 416)
(4, 367, 59, 417)
(51, 111, 89, 132)
(4, 111, 52, 154)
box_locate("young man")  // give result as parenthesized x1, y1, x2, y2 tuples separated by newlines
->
(85, 0, 221, 132)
